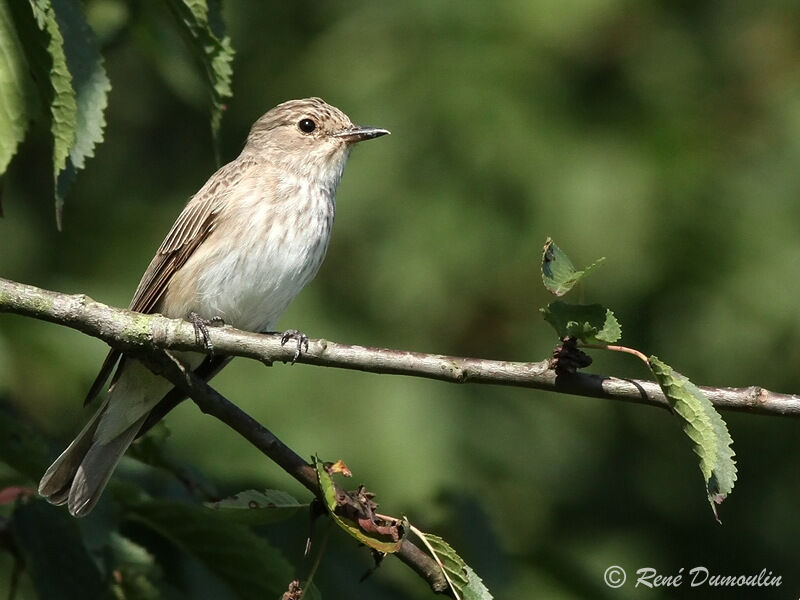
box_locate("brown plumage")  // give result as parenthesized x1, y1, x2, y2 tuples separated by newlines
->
(39, 98, 389, 516)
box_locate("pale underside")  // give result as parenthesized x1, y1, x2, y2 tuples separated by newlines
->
(94, 161, 337, 442)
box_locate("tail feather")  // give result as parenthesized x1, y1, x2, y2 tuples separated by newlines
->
(68, 416, 146, 517)
(38, 399, 109, 503)
(38, 399, 147, 517)
(40, 354, 202, 517)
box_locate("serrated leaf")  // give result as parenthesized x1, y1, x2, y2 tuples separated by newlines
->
(462, 564, 493, 600)
(51, 0, 109, 171)
(541, 301, 621, 344)
(125, 500, 299, 600)
(11, 499, 107, 600)
(541, 238, 605, 296)
(106, 533, 165, 600)
(0, 0, 35, 175)
(165, 0, 233, 161)
(6, 0, 48, 112)
(28, 0, 78, 228)
(205, 489, 305, 525)
(415, 531, 493, 600)
(50, 0, 110, 225)
(649, 356, 737, 520)
(315, 457, 404, 554)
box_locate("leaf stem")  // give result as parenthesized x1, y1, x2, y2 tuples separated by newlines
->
(299, 520, 332, 600)
(581, 343, 650, 365)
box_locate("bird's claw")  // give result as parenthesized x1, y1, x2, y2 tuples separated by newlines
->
(188, 312, 224, 356)
(280, 329, 309, 364)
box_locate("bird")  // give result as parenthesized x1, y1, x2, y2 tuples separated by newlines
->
(38, 97, 389, 516)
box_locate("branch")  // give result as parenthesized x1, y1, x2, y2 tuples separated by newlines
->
(1, 277, 798, 417)
(134, 349, 448, 593)
(0, 277, 451, 594)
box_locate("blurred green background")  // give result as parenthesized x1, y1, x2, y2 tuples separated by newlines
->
(2, 0, 800, 598)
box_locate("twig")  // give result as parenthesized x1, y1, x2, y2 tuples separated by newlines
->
(133, 348, 451, 594)
(299, 520, 332, 600)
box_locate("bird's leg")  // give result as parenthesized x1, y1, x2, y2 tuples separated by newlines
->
(280, 329, 309, 364)
(188, 312, 225, 356)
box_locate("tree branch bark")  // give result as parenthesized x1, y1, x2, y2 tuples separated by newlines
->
(1, 277, 798, 417)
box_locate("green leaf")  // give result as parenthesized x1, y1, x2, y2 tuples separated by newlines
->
(462, 564, 493, 600)
(11, 499, 107, 600)
(649, 356, 737, 520)
(414, 530, 493, 600)
(541, 238, 604, 296)
(315, 457, 404, 554)
(106, 533, 169, 600)
(540, 301, 621, 344)
(125, 500, 297, 600)
(205, 489, 305, 525)
(0, 406, 50, 480)
(51, 0, 110, 225)
(28, 0, 78, 228)
(0, 0, 35, 175)
(164, 0, 234, 161)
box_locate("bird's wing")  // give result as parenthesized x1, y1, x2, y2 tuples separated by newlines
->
(84, 159, 251, 406)
(83, 350, 124, 406)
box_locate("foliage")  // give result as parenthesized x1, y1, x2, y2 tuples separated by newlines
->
(540, 240, 737, 519)
(0, 0, 230, 226)
(412, 529, 492, 600)
(649, 356, 737, 520)
(125, 499, 305, 600)
(9, 499, 106, 600)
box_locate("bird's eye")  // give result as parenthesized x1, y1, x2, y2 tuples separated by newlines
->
(298, 118, 316, 133)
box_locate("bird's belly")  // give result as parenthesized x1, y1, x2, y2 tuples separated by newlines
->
(198, 248, 311, 331)
(172, 216, 331, 333)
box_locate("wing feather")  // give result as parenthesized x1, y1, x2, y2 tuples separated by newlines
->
(129, 193, 223, 314)
(83, 159, 253, 405)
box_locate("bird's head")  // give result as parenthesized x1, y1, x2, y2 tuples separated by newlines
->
(245, 97, 389, 183)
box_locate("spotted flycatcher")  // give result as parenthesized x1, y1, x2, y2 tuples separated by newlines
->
(39, 97, 389, 516)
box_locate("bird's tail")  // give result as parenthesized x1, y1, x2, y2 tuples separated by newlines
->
(38, 399, 146, 517)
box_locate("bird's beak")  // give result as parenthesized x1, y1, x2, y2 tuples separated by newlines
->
(333, 126, 390, 144)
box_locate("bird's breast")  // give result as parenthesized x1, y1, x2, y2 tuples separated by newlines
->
(167, 180, 335, 333)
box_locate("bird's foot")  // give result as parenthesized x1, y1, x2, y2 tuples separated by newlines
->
(188, 312, 225, 356)
(280, 329, 309, 364)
